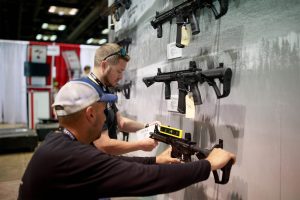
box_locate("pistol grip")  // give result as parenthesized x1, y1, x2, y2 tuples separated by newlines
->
(124, 87, 130, 99)
(213, 159, 233, 184)
(176, 23, 185, 48)
(177, 85, 187, 114)
(157, 24, 162, 38)
(189, 13, 200, 35)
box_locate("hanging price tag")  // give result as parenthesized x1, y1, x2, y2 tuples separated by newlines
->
(181, 25, 191, 47)
(185, 92, 195, 119)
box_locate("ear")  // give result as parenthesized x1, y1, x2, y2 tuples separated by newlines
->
(85, 106, 96, 123)
(100, 60, 109, 73)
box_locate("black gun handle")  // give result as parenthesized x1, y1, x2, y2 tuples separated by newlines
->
(125, 0, 131, 9)
(171, 149, 181, 159)
(177, 82, 187, 114)
(157, 24, 163, 38)
(165, 82, 171, 99)
(220, 68, 232, 98)
(123, 87, 130, 99)
(176, 24, 185, 48)
(175, 14, 185, 48)
(114, 9, 120, 22)
(189, 12, 200, 35)
(190, 82, 202, 105)
(213, 158, 233, 184)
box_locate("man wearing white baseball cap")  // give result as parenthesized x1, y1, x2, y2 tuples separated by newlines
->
(18, 78, 236, 200)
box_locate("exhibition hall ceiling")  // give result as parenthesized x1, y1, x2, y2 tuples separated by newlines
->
(0, 0, 110, 44)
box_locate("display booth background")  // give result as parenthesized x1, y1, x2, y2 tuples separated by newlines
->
(112, 0, 300, 199)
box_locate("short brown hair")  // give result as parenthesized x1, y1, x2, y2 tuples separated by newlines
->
(94, 43, 130, 66)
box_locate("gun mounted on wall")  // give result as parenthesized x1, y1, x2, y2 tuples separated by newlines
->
(109, 0, 132, 22)
(143, 61, 232, 114)
(150, 124, 233, 184)
(115, 37, 132, 52)
(114, 80, 132, 99)
(151, 0, 229, 48)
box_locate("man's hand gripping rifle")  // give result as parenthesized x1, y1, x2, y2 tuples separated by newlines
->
(142, 61, 232, 114)
(150, 124, 233, 184)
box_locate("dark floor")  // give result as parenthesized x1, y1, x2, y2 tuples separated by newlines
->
(0, 151, 33, 200)
(0, 123, 32, 200)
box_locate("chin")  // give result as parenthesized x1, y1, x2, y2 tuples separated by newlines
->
(95, 134, 101, 140)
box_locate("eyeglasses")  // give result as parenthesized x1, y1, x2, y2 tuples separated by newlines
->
(103, 48, 128, 61)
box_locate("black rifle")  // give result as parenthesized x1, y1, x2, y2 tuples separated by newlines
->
(150, 124, 233, 184)
(109, 0, 132, 22)
(115, 37, 132, 52)
(114, 81, 132, 99)
(151, 0, 229, 48)
(143, 61, 232, 114)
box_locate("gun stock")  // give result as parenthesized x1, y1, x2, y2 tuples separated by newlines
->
(201, 64, 232, 98)
(142, 77, 156, 87)
(208, 0, 229, 19)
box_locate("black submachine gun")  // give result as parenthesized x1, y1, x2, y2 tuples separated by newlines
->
(151, 0, 229, 48)
(150, 124, 233, 184)
(143, 61, 232, 114)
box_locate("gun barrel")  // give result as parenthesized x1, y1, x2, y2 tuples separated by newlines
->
(151, 0, 198, 29)
(201, 67, 231, 78)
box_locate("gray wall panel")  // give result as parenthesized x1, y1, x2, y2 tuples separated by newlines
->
(112, 0, 300, 199)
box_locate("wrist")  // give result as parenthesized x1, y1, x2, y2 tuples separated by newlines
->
(144, 123, 149, 128)
(155, 156, 159, 164)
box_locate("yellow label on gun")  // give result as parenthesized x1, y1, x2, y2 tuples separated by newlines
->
(159, 125, 183, 139)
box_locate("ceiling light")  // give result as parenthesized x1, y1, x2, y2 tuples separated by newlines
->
(43, 36, 49, 41)
(58, 25, 66, 31)
(69, 8, 78, 15)
(40, 23, 67, 31)
(48, 6, 79, 16)
(42, 23, 49, 29)
(99, 39, 107, 45)
(36, 34, 42, 40)
(36, 34, 57, 41)
(48, 6, 56, 13)
(101, 28, 109, 34)
(87, 38, 94, 44)
(50, 35, 57, 41)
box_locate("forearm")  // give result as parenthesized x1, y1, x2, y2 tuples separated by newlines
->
(94, 133, 147, 155)
(118, 155, 156, 164)
(98, 159, 211, 197)
(118, 116, 145, 132)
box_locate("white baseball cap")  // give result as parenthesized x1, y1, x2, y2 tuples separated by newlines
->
(52, 80, 117, 117)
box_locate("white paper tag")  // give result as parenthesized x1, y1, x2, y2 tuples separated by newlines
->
(135, 124, 156, 137)
(185, 92, 195, 119)
(181, 25, 191, 47)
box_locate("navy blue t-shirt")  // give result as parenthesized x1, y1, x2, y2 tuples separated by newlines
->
(18, 130, 211, 200)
